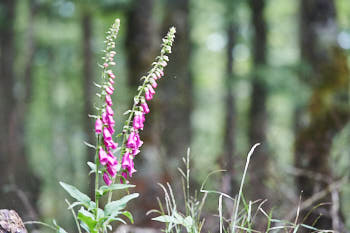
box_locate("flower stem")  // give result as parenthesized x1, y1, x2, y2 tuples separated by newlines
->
(95, 134, 100, 218)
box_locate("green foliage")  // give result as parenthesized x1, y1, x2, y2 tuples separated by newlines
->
(60, 182, 96, 210)
(60, 181, 138, 233)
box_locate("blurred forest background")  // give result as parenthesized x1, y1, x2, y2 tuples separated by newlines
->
(1, 0, 350, 232)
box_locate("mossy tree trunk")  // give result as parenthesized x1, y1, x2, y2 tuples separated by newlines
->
(296, 0, 349, 231)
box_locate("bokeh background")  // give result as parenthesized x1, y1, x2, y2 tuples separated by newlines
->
(1, 0, 350, 232)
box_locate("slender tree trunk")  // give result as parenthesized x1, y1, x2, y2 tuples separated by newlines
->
(125, 0, 163, 226)
(221, 22, 238, 197)
(126, 0, 156, 87)
(0, 0, 40, 220)
(160, 0, 192, 160)
(248, 0, 269, 205)
(296, 0, 349, 231)
(81, 9, 95, 198)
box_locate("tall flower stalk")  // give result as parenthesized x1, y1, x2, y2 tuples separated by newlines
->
(107, 26, 176, 201)
(53, 18, 176, 233)
(93, 18, 120, 214)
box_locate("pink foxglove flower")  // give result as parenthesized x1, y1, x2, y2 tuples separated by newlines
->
(150, 79, 158, 88)
(99, 147, 108, 166)
(121, 152, 131, 169)
(147, 84, 155, 96)
(141, 101, 150, 114)
(135, 133, 143, 148)
(95, 118, 103, 134)
(103, 127, 112, 141)
(107, 165, 117, 178)
(132, 113, 144, 130)
(105, 95, 113, 106)
(102, 112, 108, 124)
(103, 63, 109, 68)
(107, 125, 115, 135)
(132, 149, 140, 156)
(106, 86, 113, 95)
(106, 106, 114, 116)
(145, 88, 153, 101)
(126, 132, 137, 149)
(103, 172, 112, 186)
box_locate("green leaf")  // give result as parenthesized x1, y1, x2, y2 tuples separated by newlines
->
(78, 208, 97, 233)
(104, 193, 139, 216)
(99, 184, 135, 196)
(60, 182, 96, 210)
(121, 211, 134, 224)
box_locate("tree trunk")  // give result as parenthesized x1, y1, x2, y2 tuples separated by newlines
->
(81, 9, 95, 198)
(248, 0, 269, 206)
(159, 0, 192, 161)
(0, 0, 40, 220)
(296, 0, 349, 231)
(221, 22, 238, 197)
(125, 0, 164, 226)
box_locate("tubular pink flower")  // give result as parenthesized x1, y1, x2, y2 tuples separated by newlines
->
(135, 133, 143, 148)
(132, 114, 144, 130)
(109, 140, 118, 149)
(147, 84, 155, 95)
(160, 61, 167, 67)
(107, 164, 117, 178)
(103, 127, 112, 141)
(95, 118, 103, 134)
(150, 79, 158, 88)
(105, 95, 112, 106)
(145, 88, 153, 101)
(141, 102, 150, 114)
(126, 132, 137, 149)
(99, 147, 108, 166)
(132, 149, 140, 156)
(103, 172, 112, 186)
(102, 112, 108, 125)
(126, 158, 136, 177)
(106, 86, 113, 95)
(106, 106, 114, 116)
(107, 152, 117, 165)
(121, 151, 131, 169)
(151, 73, 158, 80)
(159, 70, 164, 77)
(107, 115, 115, 127)
(107, 70, 115, 79)
(103, 63, 109, 68)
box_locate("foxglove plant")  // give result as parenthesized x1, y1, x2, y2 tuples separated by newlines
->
(27, 19, 176, 233)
